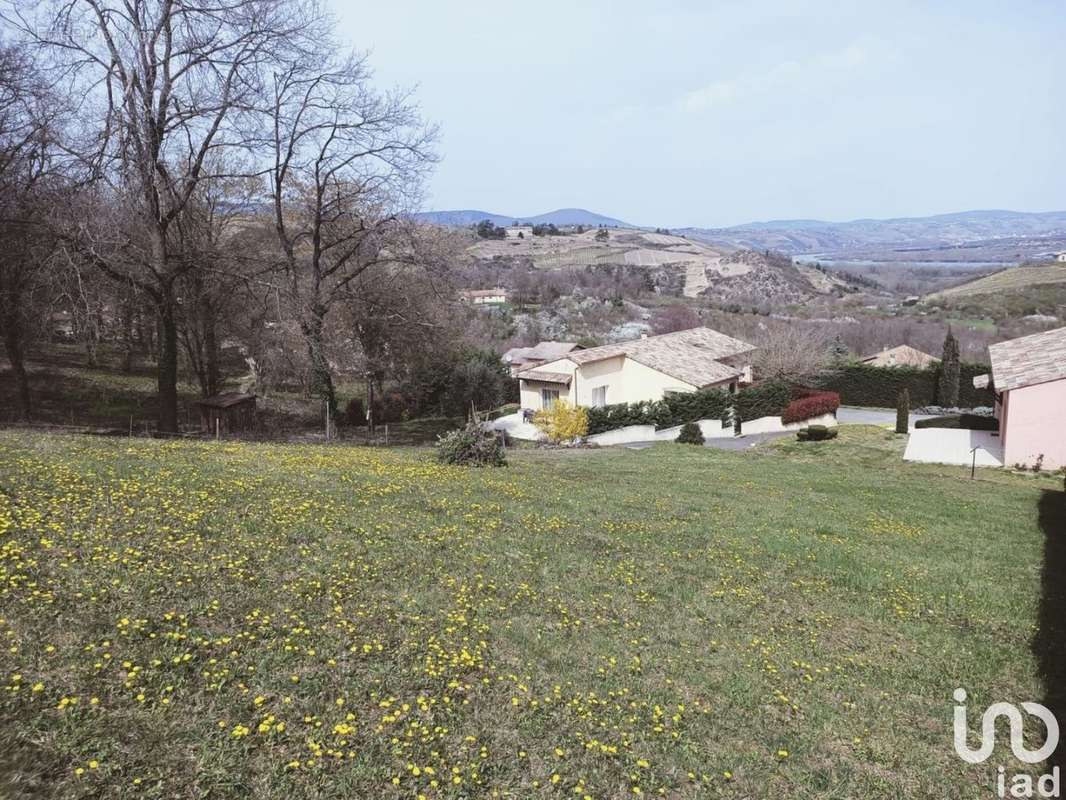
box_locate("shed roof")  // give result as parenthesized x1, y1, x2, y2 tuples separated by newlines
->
(516, 370, 572, 385)
(987, 325, 1066, 392)
(196, 392, 256, 409)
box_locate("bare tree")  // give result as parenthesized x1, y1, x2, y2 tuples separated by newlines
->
(751, 324, 832, 383)
(268, 48, 437, 411)
(651, 304, 701, 334)
(0, 41, 62, 419)
(8, 0, 316, 431)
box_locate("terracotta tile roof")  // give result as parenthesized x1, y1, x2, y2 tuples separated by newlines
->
(568, 327, 754, 388)
(860, 344, 939, 368)
(628, 350, 741, 387)
(987, 325, 1066, 391)
(504, 341, 580, 364)
(515, 370, 572, 385)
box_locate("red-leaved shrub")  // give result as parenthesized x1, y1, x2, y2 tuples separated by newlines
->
(782, 388, 840, 424)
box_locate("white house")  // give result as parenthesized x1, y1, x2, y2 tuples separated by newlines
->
(517, 327, 756, 411)
(505, 225, 533, 240)
(1056, 252, 1066, 263)
(459, 288, 508, 305)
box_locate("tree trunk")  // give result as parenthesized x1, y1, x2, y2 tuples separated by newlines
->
(121, 298, 134, 373)
(1, 321, 31, 421)
(157, 299, 180, 433)
(203, 300, 220, 397)
(303, 308, 336, 414)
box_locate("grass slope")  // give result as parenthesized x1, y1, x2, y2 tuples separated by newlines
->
(0, 429, 1062, 798)
(930, 263, 1066, 299)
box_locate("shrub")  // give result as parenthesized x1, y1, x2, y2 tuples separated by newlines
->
(533, 401, 589, 443)
(914, 414, 999, 431)
(377, 391, 410, 424)
(676, 422, 704, 445)
(436, 423, 506, 467)
(344, 397, 366, 426)
(797, 424, 838, 442)
(586, 399, 671, 434)
(896, 388, 909, 434)
(781, 388, 840, 424)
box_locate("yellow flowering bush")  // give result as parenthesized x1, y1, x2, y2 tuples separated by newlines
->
(532, 401, 589, 443)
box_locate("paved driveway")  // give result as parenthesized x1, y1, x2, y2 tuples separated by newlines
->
(903, 428, 1004, 467)
(837, 407, 935, 426)
(623, 431, 792, 451)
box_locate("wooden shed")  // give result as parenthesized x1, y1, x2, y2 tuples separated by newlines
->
(196, 392, 257, 435)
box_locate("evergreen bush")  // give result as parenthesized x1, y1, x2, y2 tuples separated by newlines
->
(676, 422, 704, 445)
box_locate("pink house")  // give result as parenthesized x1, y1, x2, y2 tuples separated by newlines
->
(974, 325, 1066, 470)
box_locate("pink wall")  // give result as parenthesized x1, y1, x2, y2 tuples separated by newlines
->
(1002, 378, 1066, 470)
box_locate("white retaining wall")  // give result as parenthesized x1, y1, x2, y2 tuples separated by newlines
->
(489, 411, 837, 446)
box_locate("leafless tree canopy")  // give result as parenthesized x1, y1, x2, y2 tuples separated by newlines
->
(0, 0, 440, 428)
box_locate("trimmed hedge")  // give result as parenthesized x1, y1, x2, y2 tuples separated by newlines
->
(782, 388, 841, 424)
(797, 424, 838, 442)
(914, 414, 999, 432)
(733, 380, 792, 423)
(586, 380, 794, 435)
(813, 362, 992, 409)
(586, 399, 673, 435)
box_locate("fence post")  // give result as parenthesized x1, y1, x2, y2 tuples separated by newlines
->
(385, 424, 388, 446)
(216, 418, 220, 442)
(129, 416, 133, 438)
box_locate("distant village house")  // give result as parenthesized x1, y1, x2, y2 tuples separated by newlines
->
(459, 287, 508, 305)
(504, 225, 533, 239)
(860, 344, 939, 369)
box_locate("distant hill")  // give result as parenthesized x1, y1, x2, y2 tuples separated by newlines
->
(415, 207, 633, 228)
(679, 209, 1066, 262)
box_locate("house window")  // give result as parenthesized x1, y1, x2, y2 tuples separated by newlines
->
(591, 386, 607, 408)
(541, 388, 560, 409)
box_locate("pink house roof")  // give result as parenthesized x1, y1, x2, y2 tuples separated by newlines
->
(987, 325, 1066, 391)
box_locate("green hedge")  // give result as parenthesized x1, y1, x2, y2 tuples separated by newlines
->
(813, 363, 992, 409)
(586, 381, 792, 435)
(733, 381, 792, 422)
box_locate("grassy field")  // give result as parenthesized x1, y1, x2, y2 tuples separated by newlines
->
(930, 263, 1066, 299)
(0, 428, 1063, 798)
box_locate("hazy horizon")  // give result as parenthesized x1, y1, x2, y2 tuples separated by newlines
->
(331, 1, 1066, 228)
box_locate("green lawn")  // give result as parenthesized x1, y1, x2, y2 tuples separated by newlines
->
(0, 428, 1062, 798)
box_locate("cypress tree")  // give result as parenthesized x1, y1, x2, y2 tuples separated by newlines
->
(938, 330, 961, 407)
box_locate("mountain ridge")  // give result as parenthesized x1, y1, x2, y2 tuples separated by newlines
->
(415, 207, 633, 228)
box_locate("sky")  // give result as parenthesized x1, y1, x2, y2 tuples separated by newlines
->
(330, 0, 1066, 228)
